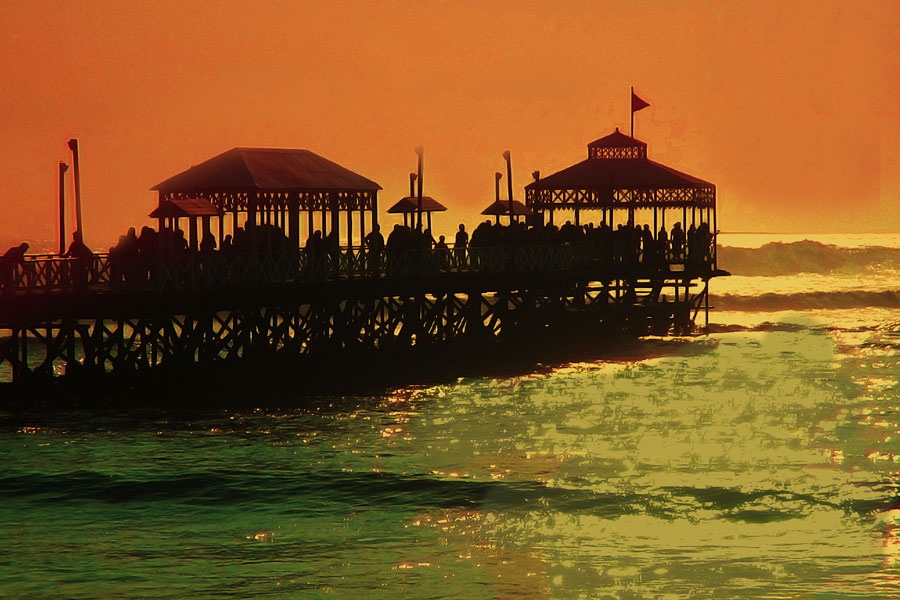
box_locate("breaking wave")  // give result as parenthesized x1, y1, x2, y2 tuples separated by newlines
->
(713, 290, 900, 312)
(717, 241, 900, 276)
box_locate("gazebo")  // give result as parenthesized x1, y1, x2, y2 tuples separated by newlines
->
(148, 198, 223, 250)
(387, 197, 446, 229)
(480, 200, 532, 223)
(386, 173, 446, 230)
(480, 171, 533, 224)
(524, 128, 715, 239)
(151, 147, 381, 249)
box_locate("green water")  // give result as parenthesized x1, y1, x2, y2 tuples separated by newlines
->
(2, 306, 900, 598)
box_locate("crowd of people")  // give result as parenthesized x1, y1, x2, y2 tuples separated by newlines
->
(363, 219, 714, 265)
(2, 216, 715, 291)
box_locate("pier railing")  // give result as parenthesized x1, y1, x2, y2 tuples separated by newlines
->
(2, 244, 716, 295)
(0, 253, 113, 294)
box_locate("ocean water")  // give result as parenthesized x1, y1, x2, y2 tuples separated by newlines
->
(3, 234, 900, 598)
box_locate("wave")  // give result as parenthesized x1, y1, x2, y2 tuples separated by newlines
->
(708, 322, 880, 334)
(713, 289, 900, 312)
(5, 469, 887, 523)
(717, 241, 900, 276)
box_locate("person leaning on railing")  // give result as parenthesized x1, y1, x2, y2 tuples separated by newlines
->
(0, 242, 29, 292)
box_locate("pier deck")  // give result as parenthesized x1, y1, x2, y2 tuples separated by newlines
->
(0, 245, 724, 384)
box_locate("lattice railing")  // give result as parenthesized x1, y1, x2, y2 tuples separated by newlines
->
(2, 242, 717, 295)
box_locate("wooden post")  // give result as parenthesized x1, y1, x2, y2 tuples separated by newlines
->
(494, 172, 502, 219)
(408, 172, 417, 232)
(249, 192, 258, 250)
(58, 161, 68, 255)
(330, 194, 339, 243)
(503, 151, 514, 224)
(359, 206, 366, 243)
(371, 194, 378, 232)
(630, 86, 634, 138)
(712, 205, 717, 269)
(347, 204, 353, 247)
(415, 147, 424, 231)
(67, 139, 84, 237)
(189, 217, 198, 251)
(289, 199, 300, 249)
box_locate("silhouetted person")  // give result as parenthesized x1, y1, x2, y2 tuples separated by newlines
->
(109, 234, 128, 288)
(64, 230, 92, 291)
(0, 242, 29, 291)
(325, 229, 340, 276)
(200, 231, 217, 254)
(422, 227, 435, 250)
(364, 224, 384, 277)
(657, 226, 669, 261)
(305, 230, 326, 278)
(454, 223, 468, 266)
(670, 223, 685, 261)
(364, 224, 384, 251)
(686, 224, 697, 263)
(641, 225, 654, 263)
(2, 242, 28, 264)
(697, 222, 712, 263)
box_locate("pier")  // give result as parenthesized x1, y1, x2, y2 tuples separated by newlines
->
(0, 130, 725, 385)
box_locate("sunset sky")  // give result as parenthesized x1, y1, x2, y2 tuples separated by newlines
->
(2, 0, 898, 249)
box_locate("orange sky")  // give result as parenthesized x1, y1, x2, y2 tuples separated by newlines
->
(1, 0, 898, 249)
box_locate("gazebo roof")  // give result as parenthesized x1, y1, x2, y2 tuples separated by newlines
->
(526, 157, 713, 191)
(151, 148, 382, 193)
(481, 200, 533, 216)
(387, 196, 447, 214)
(148, 198, 222, 219)
(587, 128, 647, 149)
(525, 129, 715, 209)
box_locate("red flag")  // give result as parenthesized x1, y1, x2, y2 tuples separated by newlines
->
(631, 90, 650, 113)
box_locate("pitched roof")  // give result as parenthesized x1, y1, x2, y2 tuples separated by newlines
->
(587, 128, 647, 149)
(481, 200, 533, 216)
(387, 196, 447, 213)
(151, 148, 382, 193)
(148, 198, 223, 218)
(525, 158, 714, 191)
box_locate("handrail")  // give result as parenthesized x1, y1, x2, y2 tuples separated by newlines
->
(0, 243, 716, 296)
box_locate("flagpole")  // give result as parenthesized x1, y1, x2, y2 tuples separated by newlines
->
(630, 86, 634, 138)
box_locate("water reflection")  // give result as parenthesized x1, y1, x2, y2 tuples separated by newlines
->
(3, 311, 900, 597)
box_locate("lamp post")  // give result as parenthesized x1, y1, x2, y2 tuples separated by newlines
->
(502, 151, 514, 223)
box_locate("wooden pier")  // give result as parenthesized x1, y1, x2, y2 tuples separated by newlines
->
(0, 129, 725, 386)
